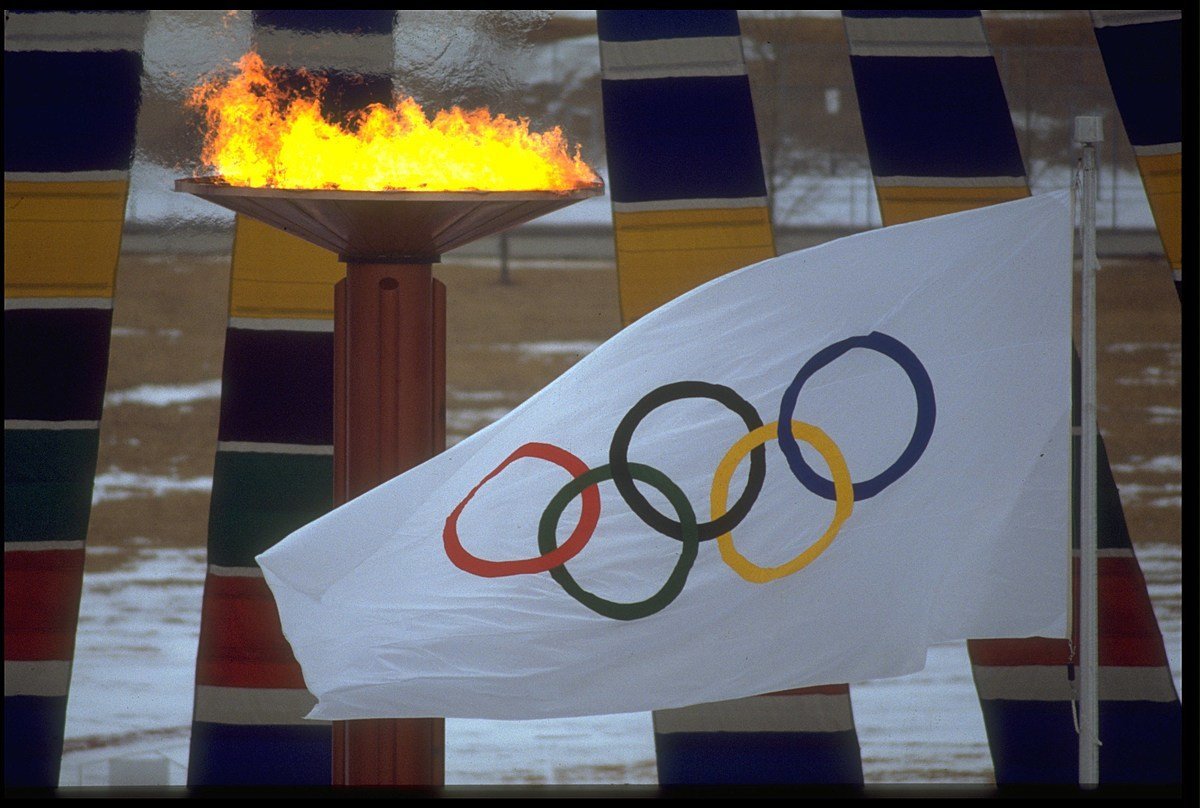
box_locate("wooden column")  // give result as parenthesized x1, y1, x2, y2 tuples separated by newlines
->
(332, 261, 446, 786)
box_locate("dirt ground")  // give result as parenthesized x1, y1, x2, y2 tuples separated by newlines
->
(85, 246, 1181, 572)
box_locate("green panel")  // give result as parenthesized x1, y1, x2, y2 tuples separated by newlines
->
(207, 450, 333, 567)
(4, 428, 99, 542)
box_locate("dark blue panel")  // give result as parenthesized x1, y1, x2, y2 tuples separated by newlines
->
(843, 10, 981, 19)
(1095, 700, 1182, 784)
(601, 75, 767, 203)
(978, 699, 1076, 784)
(597, 10, 740, 42)
(252, 10, 395, 35)
(979, 698, 1181, 784)
(849, 55, 1026, 178)
(655, 730, 864, 785)
(216, 328, 334, 446)
(4, 308, 112, 422)
(187, 721, 331, 785)
(4, 695, 68, 788)
(3, 49, 141, 173)
(1094, 20, 1182, 146)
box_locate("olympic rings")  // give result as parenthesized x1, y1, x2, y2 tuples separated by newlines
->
(778, 332, 935, 501)
(442, 332, 936, 621)
(538, 462, 698, 621)
(713, 421, 853, 583)
(609, 381, 765, 542)
(444, 442, 600, 577)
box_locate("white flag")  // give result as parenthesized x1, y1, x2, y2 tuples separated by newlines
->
(258, 190, 1072, 720)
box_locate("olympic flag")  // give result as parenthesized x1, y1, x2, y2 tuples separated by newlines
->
(258, 190, 1073, 720)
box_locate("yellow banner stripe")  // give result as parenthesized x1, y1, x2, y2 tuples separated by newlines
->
(1135, 152, 1181, 270)
(876, 184, 1029, 226)
(4, 180, 128, 299)
(228, 216, 344, 320)
(614, 206, 775, 323)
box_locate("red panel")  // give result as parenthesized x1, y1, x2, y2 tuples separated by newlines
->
(1097, 556, 1170, 667)
(195, 573, 307, 688)
(969, 555, 1169, 668)
(968, 636, 1072, 667)
(3, 548, 85, 661)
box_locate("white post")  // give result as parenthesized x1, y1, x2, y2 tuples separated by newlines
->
(1074, 115, 1102, 787)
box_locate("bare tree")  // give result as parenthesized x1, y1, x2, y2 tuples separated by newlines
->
(740, 12, 869, 225)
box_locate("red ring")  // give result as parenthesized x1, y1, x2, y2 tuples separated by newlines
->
(443, 442, 601, 577)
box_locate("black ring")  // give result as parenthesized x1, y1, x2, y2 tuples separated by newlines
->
(608, 380, 765, 542)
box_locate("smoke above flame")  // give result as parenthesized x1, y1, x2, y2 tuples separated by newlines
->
(188, 52, 600, 192)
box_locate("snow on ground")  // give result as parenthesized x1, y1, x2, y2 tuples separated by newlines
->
(105, 380, 221, 408)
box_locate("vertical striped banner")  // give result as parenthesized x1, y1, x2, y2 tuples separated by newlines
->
(844, 9, 1181, 784)
(843, 10, 1028, 223)
(599, 10, 863, 784)
(1090, 11, 1182, 301)
(600, 9, 776, 326)
(4, 10, 147, 788)
(186, 10, 395, 786)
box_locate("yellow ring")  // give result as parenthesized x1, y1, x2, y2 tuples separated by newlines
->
(712, 420, 853, 583)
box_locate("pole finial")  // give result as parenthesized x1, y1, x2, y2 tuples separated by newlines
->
(1074, 115, 1104, 145)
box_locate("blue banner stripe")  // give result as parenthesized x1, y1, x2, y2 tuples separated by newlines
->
(3, 50, 141, 173)
(843, 10, 981, 19)
(4, 308, 112, 422)
(1093, 20, 1182, 146)
(655, 730, 864, 784)
(597, 10, 740, 42)
(216, 328, 334, 446)
(4, 695, 68, 788)
(252, 10, 395, 35)
(848, 55, 1025, 178)
(187, 721, 331, 785)
(601, 75, 767, 203)
(979, 699, 1182, 784)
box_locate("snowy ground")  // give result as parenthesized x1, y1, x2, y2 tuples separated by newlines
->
(58, 542, 1180, 787)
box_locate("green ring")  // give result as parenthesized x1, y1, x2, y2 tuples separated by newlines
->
(538, 462, 699, 621)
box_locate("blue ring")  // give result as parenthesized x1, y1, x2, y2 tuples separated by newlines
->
(777, 332, 935, 501)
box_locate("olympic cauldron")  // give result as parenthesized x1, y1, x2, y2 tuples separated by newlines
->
(176, 177, 602, 785)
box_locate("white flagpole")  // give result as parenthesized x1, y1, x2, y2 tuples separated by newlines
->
(1074, 115, 1102, 786)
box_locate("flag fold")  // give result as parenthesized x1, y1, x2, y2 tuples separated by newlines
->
(258, 191, 1072, 720)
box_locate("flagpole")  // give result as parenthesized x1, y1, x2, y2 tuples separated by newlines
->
(1074, 115, 1102, 787)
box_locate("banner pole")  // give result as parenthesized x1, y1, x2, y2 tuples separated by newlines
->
(1074, 115, 1102, 787)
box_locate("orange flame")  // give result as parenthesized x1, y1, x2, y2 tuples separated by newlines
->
(188, 52, 600, 192)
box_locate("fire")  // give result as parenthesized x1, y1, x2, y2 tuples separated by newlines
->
(188, 52, 600, 192)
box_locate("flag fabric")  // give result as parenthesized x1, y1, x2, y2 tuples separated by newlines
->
(258, 192, 1072, 722)
(598, 9, 862, 784)
(4, 10, 147, 787)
